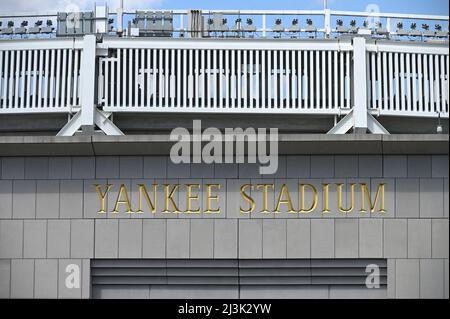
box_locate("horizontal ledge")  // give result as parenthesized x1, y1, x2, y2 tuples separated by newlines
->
(0, 134, 447, 156)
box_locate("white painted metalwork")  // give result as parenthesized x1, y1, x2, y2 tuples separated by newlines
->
(0, 39, 83, 113)
(97, 39, 354, 115)
(0, 34, 448, 136)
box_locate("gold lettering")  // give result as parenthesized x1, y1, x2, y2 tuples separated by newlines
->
(299, 184, 318, 213)
(205, 184, 221, 214)
(256, 184, 274, 213)
(337, 183, 355, 213)
(185, 184, 201, 214)
(137, 184, 158, 213)
(275, 184, 296, 213)
(113, 184, 133, 214)
(360, 183, 386, 213)
(240, 184, 255, 214)
(94, 184, 112, 214)
(322, 183, 330, 213)
(163, 184, 181, 213)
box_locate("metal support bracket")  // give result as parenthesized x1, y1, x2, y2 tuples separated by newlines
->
(57, 109, 124, 136)
(327, 110, 389, 134)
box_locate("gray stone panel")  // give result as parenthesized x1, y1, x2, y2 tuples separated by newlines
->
(0, 180, 12, 218)
(96, 156, 119, 178)
(383, 156, 407, 178)
(60, 180, 83, 219)
(214, 163, 238, 178)
(420, 259, 444, 299)
(359, 219, 383, 258)
(0, 259, 11, 298)
(407, 155, 431, 177)
(190, 219, 214, 258)
(432, 155, 449, 178)
(191, 163, 214, 178)
(36, 180, 59, 219)
(142, 219, 166, 258)
(1, 157, 24, 179)
(119, 156, 143, 178)
(239, 219, 263, 259)
(335, 219, 358, 258)
(34, 259, 58, 298)
(214, 219, 238, 258)
(334, 156, 358, 178)
(166, 220, 190, 258)
(0, 220, 23, 258)
(419, 179, 444, 218)
(118, 220, 143, 258)
(12, 180, 36, 219)
(144, 156, 167, 178)
(384, 219, 407, 258)
(167, 161, 190, 178)
(48, 157, 72, 179)
(71, 220, 95, 258)
(25, 157, 48, 179)
(310, 156, 334, 178)
(396, 259, 420, 298)
(395, 179, 419, 218)
(72, 157, 95, 179)
(358, 155, 382, 177)
(311, 219, 334, 258)
(23, 220, 46, 258)
(286, 156, 310, 178)
(95, 219, 119, 258)
(11, 259, 34, 298)
(408, 219, 431, 258)
(47, 220, 71, 258)
(262, 220, 286, 258)
(286, 219, 310, 258)
(431, 219, 449, 258)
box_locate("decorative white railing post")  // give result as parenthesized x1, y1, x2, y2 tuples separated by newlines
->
(80, 34, 97, 134)
(57, 35, 123, 136)
(328, 37, 389, 134)
(352, 37, 368, 133)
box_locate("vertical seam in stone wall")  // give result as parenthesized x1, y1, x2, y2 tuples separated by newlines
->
(406, 219, 409, 258)
(21, 220, 24, 258)
(188, 219, 191, 258)
(418, 259, 422, 298)
(116, 220, 119, 258)
(45, 220, 48, 258)
(69, 221, 72, 258)
(418, 179, 421, 218)
(9, 259, 11, 298)
(141, 219, 144, 258)
(56, 259, 59, 299)
(212, 219, 215, 259)
(32, 259, 35, 298)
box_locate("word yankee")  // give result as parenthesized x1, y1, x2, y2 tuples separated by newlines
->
(94, 182, 386, 215)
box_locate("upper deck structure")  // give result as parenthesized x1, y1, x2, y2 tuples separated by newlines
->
(0, 5, 448, 135)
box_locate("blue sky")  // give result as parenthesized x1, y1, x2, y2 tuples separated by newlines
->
(0, 0, 448, 15)
(154, 0, 449, 15)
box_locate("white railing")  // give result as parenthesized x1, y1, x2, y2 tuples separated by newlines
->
(0, 38, 83, 113)
(0, 35, 448, 135)
(98, 39, 353, 114)
(366, 43, 449, 118)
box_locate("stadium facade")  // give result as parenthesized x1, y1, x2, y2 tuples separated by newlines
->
(0, 5, 448, 299)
